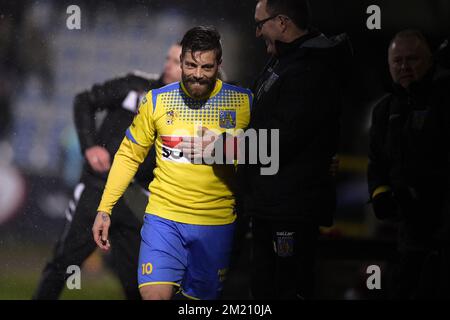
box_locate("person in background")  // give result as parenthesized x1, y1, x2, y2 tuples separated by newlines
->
(368, 30, 450, 299)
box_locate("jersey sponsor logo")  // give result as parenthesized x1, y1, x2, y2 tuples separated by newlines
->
(160, 135, 190, 163)
(219, 110, 236, 128)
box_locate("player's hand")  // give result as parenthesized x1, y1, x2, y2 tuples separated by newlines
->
(178, 127, 219, 163)
(329, 155, 340, 177)
(85, 146, 111, 173)
(92, 211, 111, 251)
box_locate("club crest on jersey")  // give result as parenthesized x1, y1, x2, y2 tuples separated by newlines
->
(166, 110, 177, 125)
(219, 110, 236, 128)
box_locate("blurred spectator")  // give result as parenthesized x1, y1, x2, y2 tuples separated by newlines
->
(16, 6, 54, 100)
(1, 1, 54, 140)
(0, 3, 22, 140)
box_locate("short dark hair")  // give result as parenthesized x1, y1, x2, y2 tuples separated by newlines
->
(180, 26, 222, 63)
(265, 0, 311, 30)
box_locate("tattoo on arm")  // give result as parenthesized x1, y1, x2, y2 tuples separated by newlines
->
(102, 213, 109, 222)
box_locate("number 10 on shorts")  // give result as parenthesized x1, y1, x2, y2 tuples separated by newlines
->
(142, 262, 153, 275)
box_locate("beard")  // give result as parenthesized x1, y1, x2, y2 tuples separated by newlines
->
(182, 73, 217, 99)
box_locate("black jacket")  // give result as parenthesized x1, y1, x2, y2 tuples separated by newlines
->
(73, 71, 162, 188)
(436, 38, 450, 69)
(368, 67, 450, 243)
(242, 30, 352, 226)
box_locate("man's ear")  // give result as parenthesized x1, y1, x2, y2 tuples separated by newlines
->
(279, 15, 289, 32)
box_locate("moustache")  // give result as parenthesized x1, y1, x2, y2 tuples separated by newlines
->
(185, 78, 211, 85)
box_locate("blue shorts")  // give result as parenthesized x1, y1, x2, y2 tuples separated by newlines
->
(138, 214, 235, 300)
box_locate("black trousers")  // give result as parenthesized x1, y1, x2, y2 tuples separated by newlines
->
(250, 217, 319, 300)
(33, 179, 142, 300)
(388, 245, 450, 299)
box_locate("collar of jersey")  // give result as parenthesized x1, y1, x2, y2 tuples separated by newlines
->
(180, 79, 222, 100)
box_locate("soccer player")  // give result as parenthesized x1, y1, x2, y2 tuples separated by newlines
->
(92, 26, 252, 300)
(33, 44, 182, 300)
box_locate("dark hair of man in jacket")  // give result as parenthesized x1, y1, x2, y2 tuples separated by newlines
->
(265, 0, 311, 30)
(255, 0, 310, 56)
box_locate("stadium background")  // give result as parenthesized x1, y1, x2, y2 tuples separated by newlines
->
(0, 0, 449, 299)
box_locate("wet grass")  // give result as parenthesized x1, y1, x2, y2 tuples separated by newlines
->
(0, 243, 124, 300)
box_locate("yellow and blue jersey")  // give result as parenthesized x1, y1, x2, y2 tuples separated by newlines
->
(97, 79, 252, 225)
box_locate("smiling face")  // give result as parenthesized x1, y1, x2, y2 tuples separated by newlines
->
(388, 36, 432, 89)
(255, 0, 282, 55)
(180, 49, 220, 99)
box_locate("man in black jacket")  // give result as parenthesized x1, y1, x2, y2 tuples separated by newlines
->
(368, 30, 450, 299)
(245, 0, 351, 299)
(33, 44, 182, 299)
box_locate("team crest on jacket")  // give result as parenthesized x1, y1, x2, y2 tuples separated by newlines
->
(411, 109, 428, 130)
(219, 110, 236, 128)
(275, 231, 295, 257)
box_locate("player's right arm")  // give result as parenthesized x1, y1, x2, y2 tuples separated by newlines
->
(92, 93, 156, 250)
